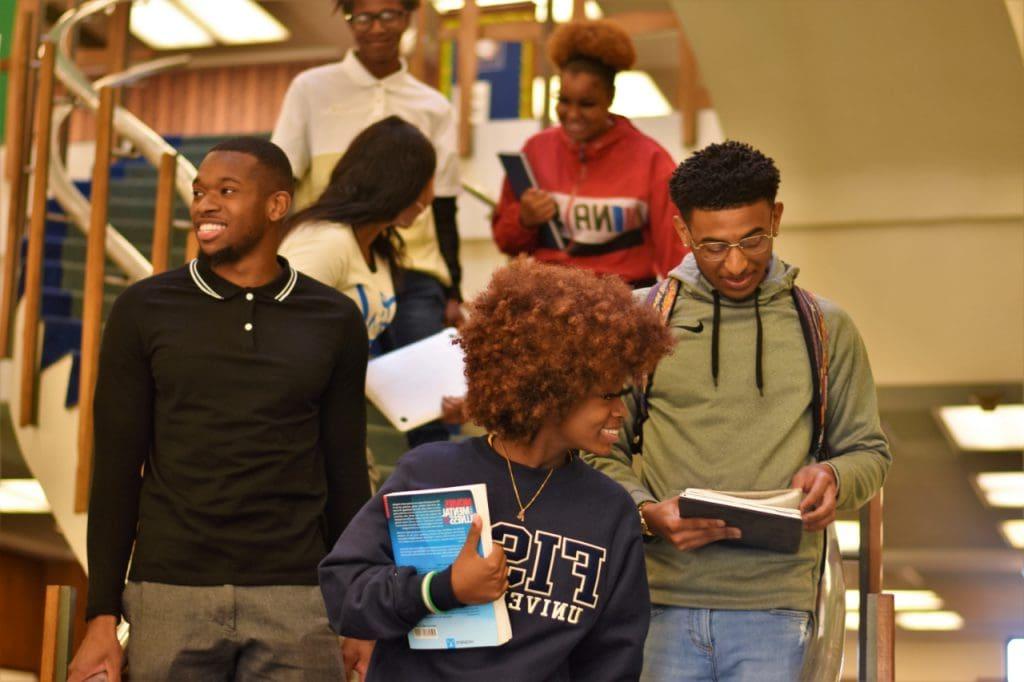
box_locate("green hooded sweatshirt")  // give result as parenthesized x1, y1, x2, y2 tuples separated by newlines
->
(583, 254, 892, 611)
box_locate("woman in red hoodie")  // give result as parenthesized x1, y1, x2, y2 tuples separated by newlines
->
(491, 20, 687, 287)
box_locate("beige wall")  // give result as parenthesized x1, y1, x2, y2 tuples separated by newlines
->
(841, 634, 1008, 681)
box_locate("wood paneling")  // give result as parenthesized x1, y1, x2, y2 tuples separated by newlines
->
(69, 61, 323, 142)
(0, 550, 88, 675)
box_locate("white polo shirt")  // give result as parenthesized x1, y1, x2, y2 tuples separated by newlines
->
(279, 221, 397, 343)
(272, 51, 459, 287)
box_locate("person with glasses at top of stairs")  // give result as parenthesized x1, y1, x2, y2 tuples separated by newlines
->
(68, 138, 370, 682)
(491, 20, 687, 289)
(582, 141, 892, 681)
(272, 0, 465, 452)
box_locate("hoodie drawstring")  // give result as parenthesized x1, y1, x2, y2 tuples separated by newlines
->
(754, 287, 764, 396)
(710, 287, 765, 396)
(711, 291, 721, 387)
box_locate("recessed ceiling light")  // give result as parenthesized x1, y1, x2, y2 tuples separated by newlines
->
(0, 479, 51, 513)
(835, 520, 860, 554)
(178, 0, 289, 45)
(1000, 519, 1024, 549)
(845, 589, 943, 612)
(130, 0, 214, 50)
(895, 611, 964, 631)
(976, 472, 1024, 508)
(938, 404, 1024, 451)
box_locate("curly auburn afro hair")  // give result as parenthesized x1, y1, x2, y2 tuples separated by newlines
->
(670, 140, 781, 220)
(548, 20, 635, 71)
(457, 259, 674, 442)
(547, 20, 636, 94)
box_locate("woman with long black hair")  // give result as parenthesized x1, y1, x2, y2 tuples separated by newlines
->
(280, 115, 436, 343)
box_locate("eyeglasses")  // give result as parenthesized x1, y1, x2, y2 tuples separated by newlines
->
(346, 9, 407, 30)
(691, 233, 775, 262)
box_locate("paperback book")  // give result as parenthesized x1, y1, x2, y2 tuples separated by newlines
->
(384, 484, 512, 649)
(678, 488, 805, 554)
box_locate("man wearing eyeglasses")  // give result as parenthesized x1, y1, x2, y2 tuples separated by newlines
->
(273, 0, 464, 446)
(585, 141, 891, 680)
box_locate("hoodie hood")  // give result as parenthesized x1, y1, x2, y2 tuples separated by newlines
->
(666, 253, 801, 395)
(668, 253, 800, 305)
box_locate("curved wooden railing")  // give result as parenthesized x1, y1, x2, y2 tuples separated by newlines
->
(0, 1, 197, 516)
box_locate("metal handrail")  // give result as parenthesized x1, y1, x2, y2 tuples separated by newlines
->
(46, 0, 199, 282)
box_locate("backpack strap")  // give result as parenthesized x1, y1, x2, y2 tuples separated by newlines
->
(630, 278, 681, 455)
(791, 286, 831, 460)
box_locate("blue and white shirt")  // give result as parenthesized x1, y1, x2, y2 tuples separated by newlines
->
(280, 220, 397, 343)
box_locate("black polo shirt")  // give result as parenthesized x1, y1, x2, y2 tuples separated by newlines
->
(85, 256, 370, 620)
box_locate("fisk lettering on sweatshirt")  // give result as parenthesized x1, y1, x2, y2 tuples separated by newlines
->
(494, 522, 606, 626)
(549, 193, 649, 245)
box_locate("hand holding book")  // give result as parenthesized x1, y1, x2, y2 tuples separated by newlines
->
(452, 515, 509, 605)
(640, 497, 742, 550)
(791, 462, 838, 531)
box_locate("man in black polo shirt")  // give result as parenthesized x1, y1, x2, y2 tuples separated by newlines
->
(68, 138, 369, 681)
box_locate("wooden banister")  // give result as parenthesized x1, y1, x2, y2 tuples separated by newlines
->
(75, 87, 117, 514)
(39, 584, 77, 682)
(0, 9, 36, 357)
(858, 491, 888, 681)
(455, 0, 480, 156)
(151, 152, 177, 274)
(19, 39, 57, 427)
(185, 231, 199, 263)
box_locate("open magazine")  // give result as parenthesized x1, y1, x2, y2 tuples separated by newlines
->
(678, 488, 804, 554)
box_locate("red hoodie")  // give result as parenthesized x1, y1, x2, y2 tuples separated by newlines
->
(492, 115, 687, 283)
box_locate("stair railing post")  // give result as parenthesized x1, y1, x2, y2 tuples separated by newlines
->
(185, 230, 199, 263)
(150, 151, 176, 274)
(0, 7, 37, 357)
(19, 38, 57, 427)
(455, 0, 479, 157)
(858, 492, 888, 681)
(39, 584, 77, 682)
(75, 86, 117, 514)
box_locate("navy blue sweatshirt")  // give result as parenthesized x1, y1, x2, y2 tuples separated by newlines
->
(319, 437, 650, 681)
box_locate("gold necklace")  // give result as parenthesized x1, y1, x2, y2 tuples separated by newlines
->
(489, 434, 556, 522)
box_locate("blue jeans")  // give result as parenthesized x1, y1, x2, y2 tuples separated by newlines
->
(642, 606, 811, 682)
(384, 270, 451, 448)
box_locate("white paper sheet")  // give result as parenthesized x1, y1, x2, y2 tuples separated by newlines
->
(366, 328, 467, 432)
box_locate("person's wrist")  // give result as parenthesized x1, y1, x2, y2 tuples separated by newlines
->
(637, 500, 657, 538)
(87, 614, 119, 630)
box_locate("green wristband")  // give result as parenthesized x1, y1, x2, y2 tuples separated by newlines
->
(421, 571, 442, 615)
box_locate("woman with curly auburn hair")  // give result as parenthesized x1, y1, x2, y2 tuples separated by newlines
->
(319, 259, 673, 681)
(492, 20, 688, 289)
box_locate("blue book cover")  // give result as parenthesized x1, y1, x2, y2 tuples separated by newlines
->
(384, 484, 512, 649)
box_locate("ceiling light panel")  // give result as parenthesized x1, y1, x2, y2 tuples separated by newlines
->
(976, 472, 1024, 507)
(845, 589, 943, 612)
(0, 479, 51, 513)
(609, 71, 673, 118)
(178, 0, 289, 45)
(834, 520, 860, 554)
(895, 611, 964, 631)
(938, 404, 1024, 451)
(130, 0, 214, 50)
(1001, 520, 1024, 549)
